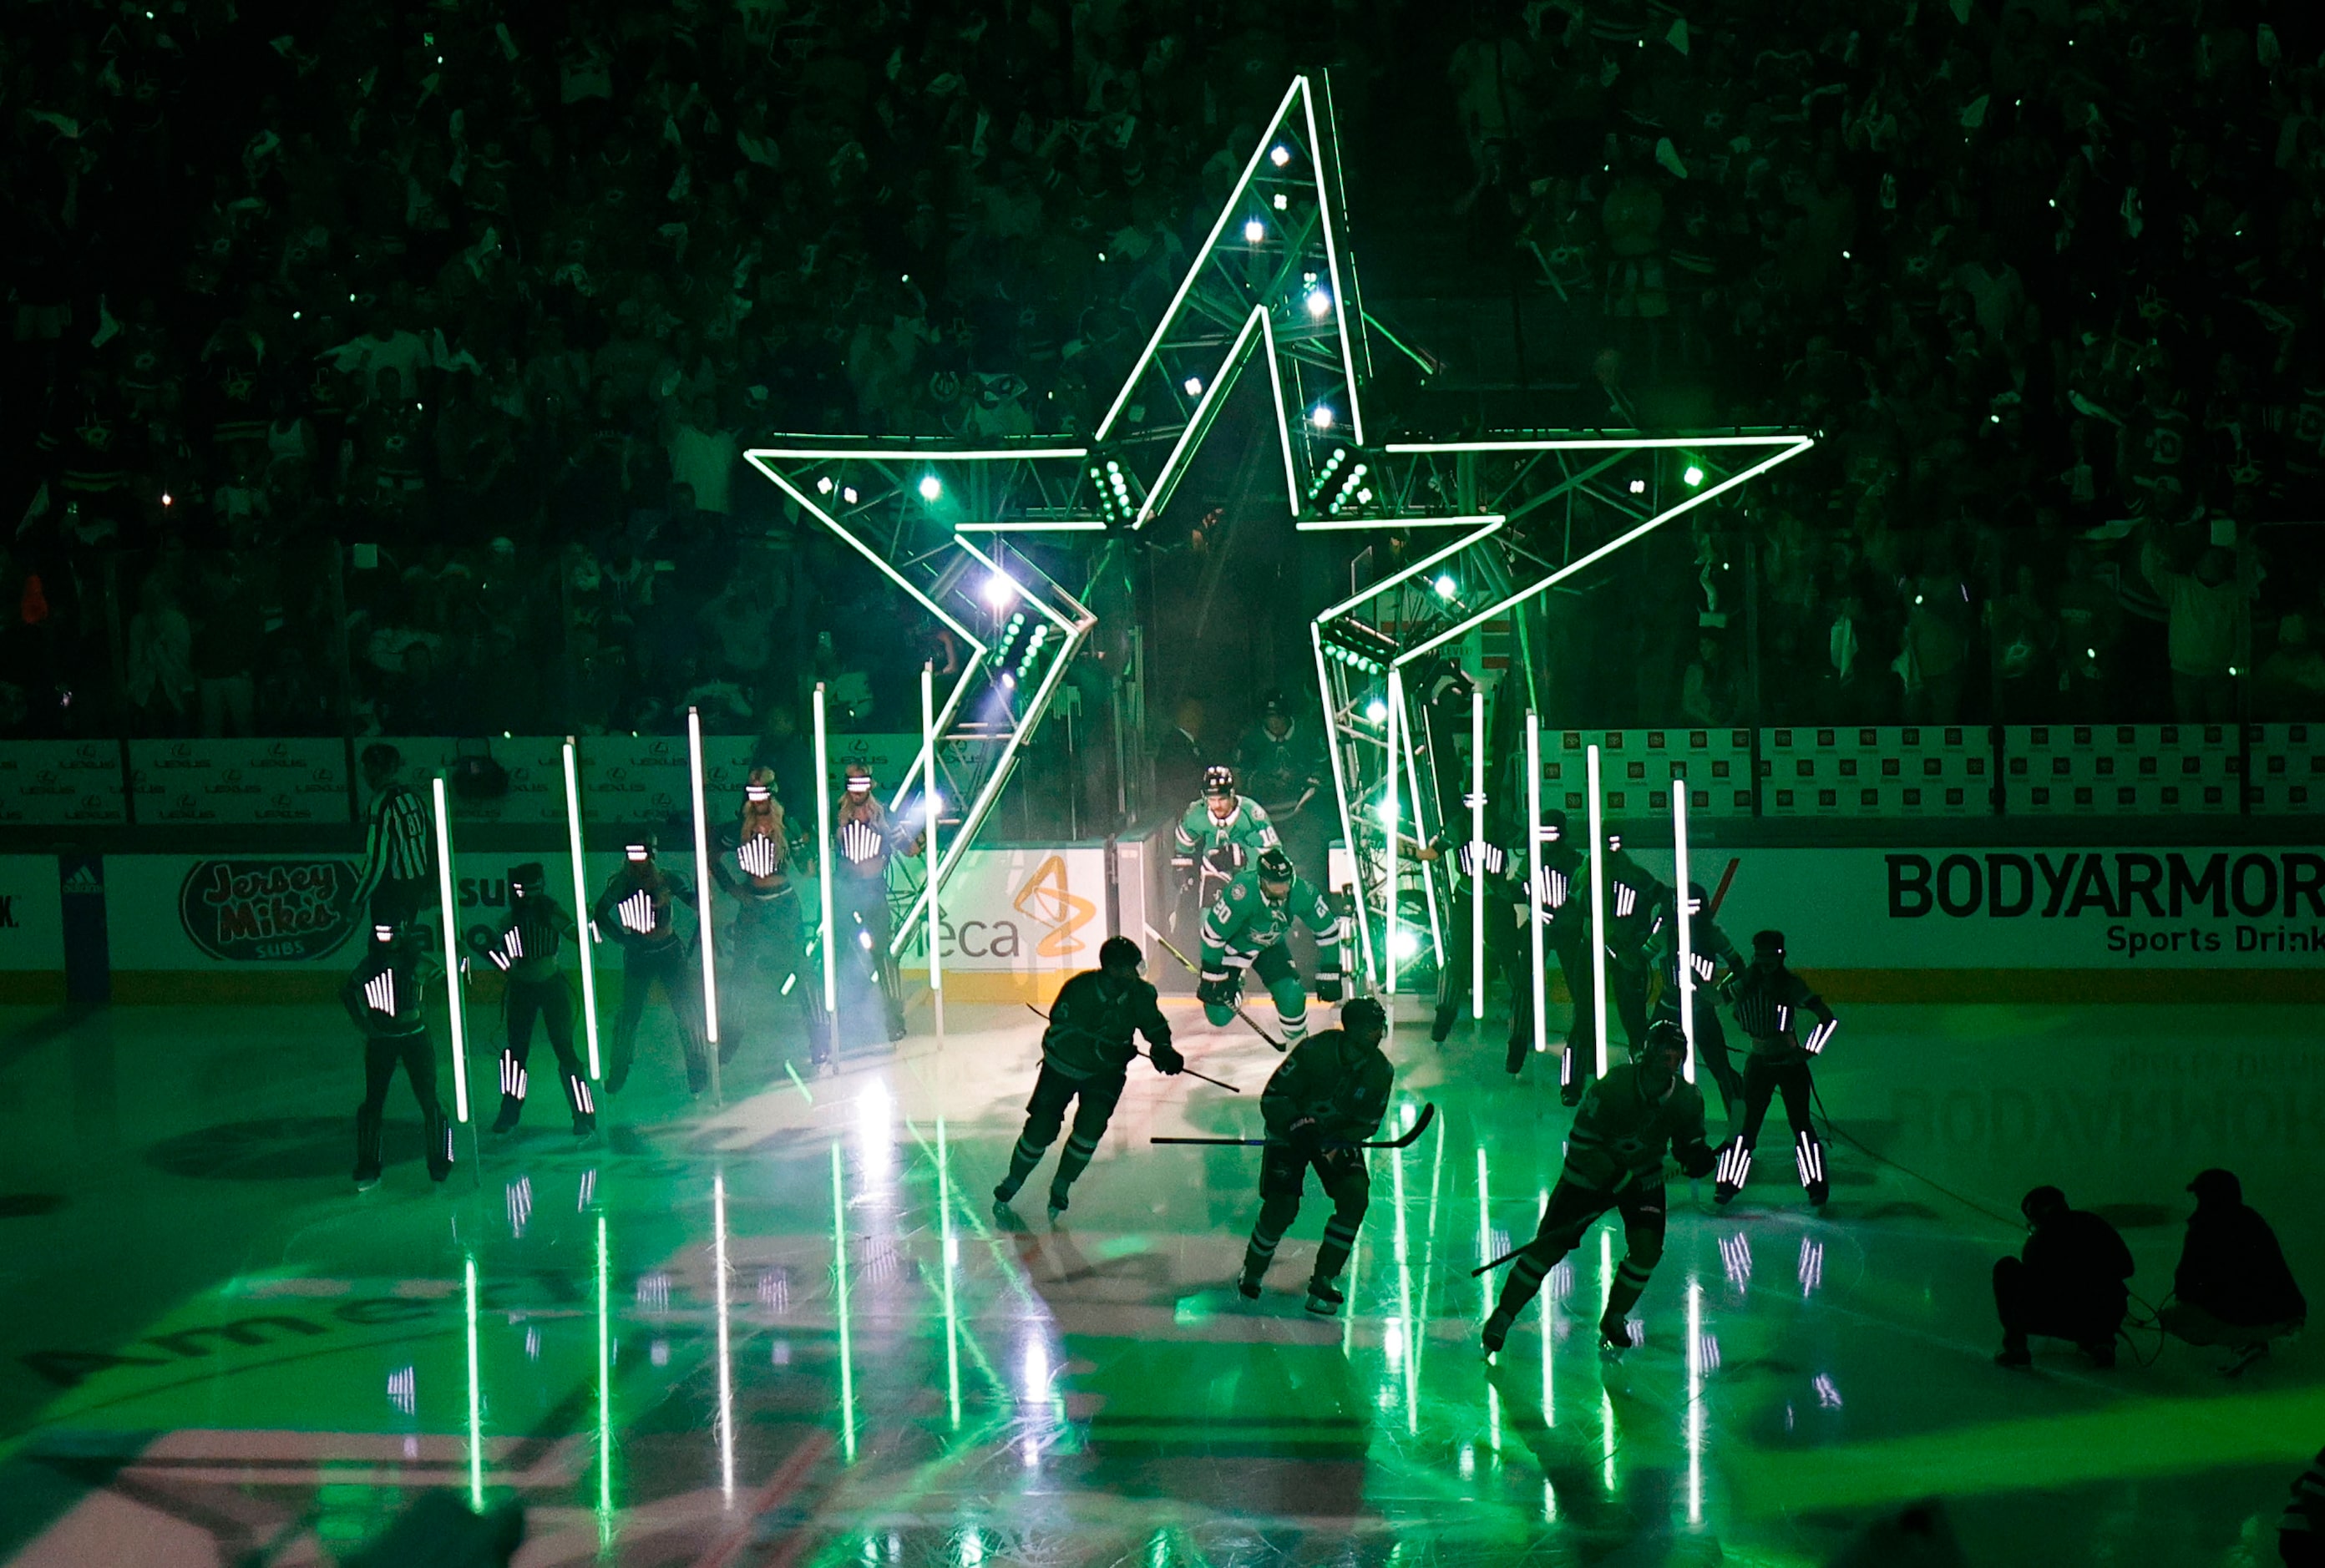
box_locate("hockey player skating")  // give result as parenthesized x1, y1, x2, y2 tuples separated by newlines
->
(1198, 847, 1345, 1050)
(1482, 1021, 1715, 1355)
(591, 833, 714, 1096)
(715, 768, 829, 1067)
(1713, 930, 1839, 1208)
(1642, 881, 1745, 1119)
(1236, 996, 1393, 1316)
(832, 767, 921, 1043)
(484, 862, 595, 1136)
(994, 936, 1185, 1219)
(343, 918, 454, 1189)
(1173, 765, 1279, 935)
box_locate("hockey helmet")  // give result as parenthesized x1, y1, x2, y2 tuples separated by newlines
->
(1340, 995, 1388, 1040)
(1639, 1019, 1689, 1065)
(1255, 847, 1295, 887)
(509, 862, 546, 896)
(1203, 764, 1236, 800)
(1098, 934, 1142, 974)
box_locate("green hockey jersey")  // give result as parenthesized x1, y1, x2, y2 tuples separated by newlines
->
(1041, 967, 1173, 1080)
(1561, 1062, 1712, 1192)
(1173, 795, 1278, 867)
(1261, 1026, 1394, 1145)
(1200, 867, 1344, 970)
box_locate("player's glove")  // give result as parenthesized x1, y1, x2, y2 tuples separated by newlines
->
(1197, 969, 1237, 1007)
(1676, 1140, 1717, 1180)
(1285, 1115, 1323, 1151)
(1314, 969, 1344, 1004)
(1149, 1039, 1185, 1075)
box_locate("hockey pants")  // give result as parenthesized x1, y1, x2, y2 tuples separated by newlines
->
(995, 1064, 1127, 1204)
(606, 945, 709, 1095)
(1492, 1176, 1666, 1331)
(1715, 1054, 1826, 1200)
(356, 1030, 453, 1183)
(1206, 943, 1309, 1046)
(497, 977, 595, 1130)
(1241, 1141, 1370, 1289)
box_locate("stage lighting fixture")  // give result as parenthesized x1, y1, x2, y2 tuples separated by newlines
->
(1244, 219, 1266, 243)
(1320, 614, 1397, 674)
(1270, 144, 1291, 167)
(816, 476, 833, 493)
(1365, 697, 1389, 723)
(1273, 193, 1289, 210)
(1184, 376, 1204, 397)
(1390, 928, 1420, 960)
(1683, 465, 1705, 487)
(1433, 574, 1457, 599)
(1629, 478, 1646, 493)
(982, 573, 1018, 610)
(841, 485, 859, 503)
(1312, 405, 1335, 430)
(918, 475, 943, 501)
(1304, 288, 1332, 319)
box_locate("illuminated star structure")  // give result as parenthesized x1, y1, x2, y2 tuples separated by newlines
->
(747, 74, 1811, 980)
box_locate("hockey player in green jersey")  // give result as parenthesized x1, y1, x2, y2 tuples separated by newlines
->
(1482, 1020, 1715, 1355)
(1198, 847, 1346, 1050)
(994, 937, 1185, 1218)
(1236, 996, 1394, 1315)
(1173, 765, 1279, 933)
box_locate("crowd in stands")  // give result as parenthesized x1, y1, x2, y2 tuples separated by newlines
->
(5, 0, 2324, 758)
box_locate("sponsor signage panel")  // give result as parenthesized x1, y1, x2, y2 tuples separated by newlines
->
(376, 737, 566, 824)
(128, 740, 349, 825)
(0, 741, 128, 825)
(0, 855, 66, 970)
(1662, 845, 2325, 969)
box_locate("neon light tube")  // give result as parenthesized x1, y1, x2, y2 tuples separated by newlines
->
(1586, 746, 1608, 1080)
(1397, 685, 1444, 968)
(746, 446, 1089, 461)
(431, 776, 470, 1124)
(1133, 308, 1266, 527)
(562, 741, 602, 1080)
(1384, 667, 1401, 997)
(1311, 622, 1374, 981)
(687, 708, 722, 1102)
(923, 665, 944, 1024)
(1527, 715, 1547, 1056)
(1299, 79, 1365, 446)
(1384, 434, 1808, 453)
(939, 1115, 961, 1429)
(1471, 680, 1485, 1020)
(1673, 787, 1695, 1085)
(1314, 518, 1505, 624)
(814, 686, 838, 1014)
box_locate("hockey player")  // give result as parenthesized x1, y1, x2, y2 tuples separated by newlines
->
(351, 743, 437, 925)
(833, 768, 920, 1043)
(1712, 930, 1839, 1207)
(1198, 847, 1345, 1050)
(1236, 996, 1393, 1315)
(1173, 765, 1279, 935)
(1482, 1020, 1715, 1355)
(591, 833, 712, 1096)
(1642, 882, 1745, 1118)
(343, 918, 454, 1189)
(485, 862, 595, 1136)
(994, 936, 1186, 1218)
(715, 768, 828, 1065)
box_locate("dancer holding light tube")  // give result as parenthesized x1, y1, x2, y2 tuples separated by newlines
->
(485, 862, 595, 1136)
(715, 767, 831, 1068)
(831, 766, 923, 1044)
(1713, 929, 1839, 1208)
(592, 832, 712, 1097)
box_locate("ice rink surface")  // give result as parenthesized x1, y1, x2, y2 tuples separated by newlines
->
(0, 987, 2318, 1566)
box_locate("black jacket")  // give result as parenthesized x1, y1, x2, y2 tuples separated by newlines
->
(2024, 1209, 2135, 1312)
(2176, 1201, 2307, 1325)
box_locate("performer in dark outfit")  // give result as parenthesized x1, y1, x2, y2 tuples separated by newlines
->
(714, 768, 829, 1065)
(994, 936, 1184, 1218)
(1236, 996, 1393, 1318)
(1713, 929, 1838, 1207)
(1483, 1021, 1715, 1354)
(832, 768, 920, 1042)
(1641, 881, 1746, 1119)
(343, 918, 453, 1189)
(486, 862, 595, 1136)
(591, 833, 712, 1095)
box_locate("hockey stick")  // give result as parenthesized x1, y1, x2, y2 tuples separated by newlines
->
(1152, 1100, 1436, 1149)
(1141, 924, 1289, 1052)
(1023, 1004, 1242, 1092)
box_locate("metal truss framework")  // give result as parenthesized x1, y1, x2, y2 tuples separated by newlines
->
(745, 73, 1812, 979)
